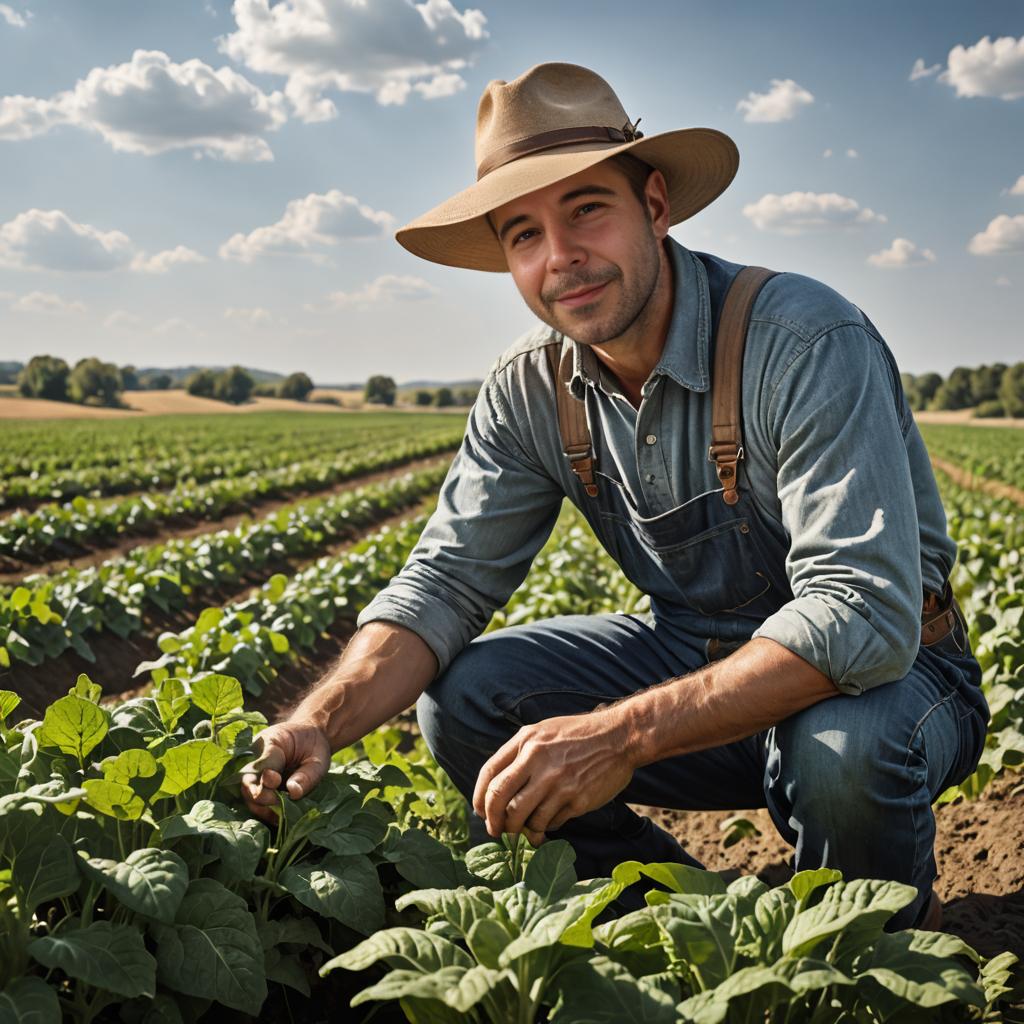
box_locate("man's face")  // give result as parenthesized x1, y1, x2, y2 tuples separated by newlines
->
(490, 160, 670, 346)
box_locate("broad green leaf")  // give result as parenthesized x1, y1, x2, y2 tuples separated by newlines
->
(194, 608, 223, 635)
(351, 965, 503, 1013)
(190, 675, 243, 718)
(321, 927, 474, 975)
(782, 878, 916, 959)
(157, 740, 231, 796)
(465, 842, 515, 887)
(160, 800, 268, 881)
(654, 895, 737, 988)
(383, 826, 466, 890)
(308, 808, 385, 856)
(0, 976, 61, 1023)
(10, 587, 29, 612)
(280, 853, 384, 935)
(153, 877, 266, 1016)
(550, 956, 676, 1023)
(592, 909, 669, 978)
(37, 695, 109, 760)
(788, 867, 842, 905)
(466, 917, 514, 969)
(394, 887, 496, 938)
(0, 690, 22, 724)
(153, 679, 190, 732)
(12, 834, 79, 913)
(82, 778, 145, 821)
(101, 748, 159, 785)
(257, 916, 332, 956)
(79, 848, 189, 923)
(523, 839, 576, 902)
(29, 921, 156, 999)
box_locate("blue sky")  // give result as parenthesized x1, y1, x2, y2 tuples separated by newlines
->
(0, 0, 1021, 383)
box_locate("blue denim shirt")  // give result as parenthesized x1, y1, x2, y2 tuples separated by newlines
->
(358, 237, 957, 696)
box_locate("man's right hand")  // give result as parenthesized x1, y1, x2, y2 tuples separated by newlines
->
(240, 720, 332, 823)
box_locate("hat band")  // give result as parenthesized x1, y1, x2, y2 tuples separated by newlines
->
(476, 122, 644, 180)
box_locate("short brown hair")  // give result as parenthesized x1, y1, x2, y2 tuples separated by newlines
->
(608, 152, 656, 208)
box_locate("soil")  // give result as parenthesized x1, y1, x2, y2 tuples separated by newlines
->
(931, 456, 1024, 507)
(633, 767, 1024, 972)
(915, 410, 1024, 430)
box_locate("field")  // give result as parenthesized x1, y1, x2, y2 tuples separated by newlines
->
(0, 409, 1021, 1022)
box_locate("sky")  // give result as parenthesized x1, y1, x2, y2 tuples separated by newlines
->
(0, 0, 1021, 384)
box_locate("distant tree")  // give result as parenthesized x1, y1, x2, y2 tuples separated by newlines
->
(913, 372, 943, 409)
(252, 382, 278, 397)
(364, 375, 397, 406)
(974, 400, 1005, 419)
(145, 372, 172, 390)
(0, 361, 24, 385)
(68, 358, 123, 406)
(455, 387, 478, 406)
(279, 372, 314, 401)
(929, 366, 973, 410)
(18, 355, 70, 401)
(969, 363, 1007, 405)
(186, 369, 217, 397)
(900, 373, 919, 410)
(433, 386, 455, 408)
(999, 362, 1024, 419)
(414, 389, 433, 406)
(120, 364, 140, 391)
(214, 365, 255, 405)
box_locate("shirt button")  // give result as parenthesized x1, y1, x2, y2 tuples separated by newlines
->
(645, 434, 657, 445)
(646, 473, 656, 483)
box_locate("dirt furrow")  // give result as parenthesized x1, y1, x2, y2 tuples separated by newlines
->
(931, 456, 1024, 507)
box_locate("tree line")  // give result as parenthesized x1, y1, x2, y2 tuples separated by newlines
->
(364, 375, 479, 408)
(902, 362, 1024, 418)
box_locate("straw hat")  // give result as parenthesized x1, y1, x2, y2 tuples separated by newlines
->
(395, 62, 739, 273)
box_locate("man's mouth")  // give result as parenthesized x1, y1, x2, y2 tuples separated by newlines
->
(556, 282, 608, 308)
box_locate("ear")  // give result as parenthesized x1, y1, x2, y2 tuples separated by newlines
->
(643, 169, 671, 239)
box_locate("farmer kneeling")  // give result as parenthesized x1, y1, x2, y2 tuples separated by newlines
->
(242, 63, 988, 932)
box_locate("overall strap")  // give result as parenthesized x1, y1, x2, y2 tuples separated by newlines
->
(709, 266, 778, 506)
(545, 342, 598, 497)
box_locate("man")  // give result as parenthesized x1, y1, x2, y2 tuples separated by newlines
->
(242, 63, 988, 931)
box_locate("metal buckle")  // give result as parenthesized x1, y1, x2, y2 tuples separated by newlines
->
(566, 448, 592, 462)
(708, 444, 744, 463)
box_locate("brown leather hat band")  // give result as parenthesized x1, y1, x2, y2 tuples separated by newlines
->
(476, 122, 644, 180)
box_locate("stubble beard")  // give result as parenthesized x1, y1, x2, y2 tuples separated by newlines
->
(533, 231, 663, 347)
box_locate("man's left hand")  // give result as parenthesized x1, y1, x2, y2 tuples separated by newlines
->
(472, 708, 637, 845)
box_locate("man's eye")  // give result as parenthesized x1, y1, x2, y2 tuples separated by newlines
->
(512, 228, 536, 246)
(577, 202, 602, 216)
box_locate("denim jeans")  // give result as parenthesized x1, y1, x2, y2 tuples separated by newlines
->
(416, 609, 988, 931)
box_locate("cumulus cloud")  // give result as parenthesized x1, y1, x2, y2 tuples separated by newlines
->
(742, 192, 887, 234)
(218, 0, 488, 120)
(220, 190, 394, 263)
(0, 209, 133, 271)
(822, 148, 832, 159)
(131, 246, 206, 274)
(152, 317, 200, 335)
(224, 305, 276, 326)
(867, 238, 936, 268)
(1008, 175, 1024, 196)
(995, 276, 1012, 286)
(939, 35, 1024, 100)
(909, 58, 941, 81)
(736, 78, 814, 123)
(0, 4, 30, 27)
(0, 50, 288, 161)
(10, 291, 88, 314)
(846, 148, 858, 158)
(968, 213, 1024, 255)
(318, 274, 438, 309)
(104, 309, 144, 330)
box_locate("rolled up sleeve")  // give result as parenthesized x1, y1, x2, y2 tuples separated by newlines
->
(752, 325, 922, 695)
(356, 375, 563, 677)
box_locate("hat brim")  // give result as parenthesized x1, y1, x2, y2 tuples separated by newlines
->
(395, 127, 738, 272)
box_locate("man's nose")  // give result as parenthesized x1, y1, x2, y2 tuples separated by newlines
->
(544, 224, 587, 275)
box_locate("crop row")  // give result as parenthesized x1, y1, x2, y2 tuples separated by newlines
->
(0, 409, 464, 478)
(919, 422, 1024, 491)
(0, 464, 450, 675)
(0, 677, 1014, 1020)
(0, 421, 424, 508)
(0, 428, 463, 562)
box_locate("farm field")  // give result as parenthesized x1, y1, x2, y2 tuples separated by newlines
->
(0, 410, 1021, 1021)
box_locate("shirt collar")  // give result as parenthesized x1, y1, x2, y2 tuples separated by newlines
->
(568, 236, 711, 398)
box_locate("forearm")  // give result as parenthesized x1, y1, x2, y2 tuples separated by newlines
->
(286, 621, 438, 751)
(615, 637, 838, 768)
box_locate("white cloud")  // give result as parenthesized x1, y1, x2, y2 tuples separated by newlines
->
(0, 4, 30, 28)
(219, 190, 394, 263)
(318, 274, 438, 309)
(742, 192, 887, 234)
(909, 58, 941, 81)
(968, 213, 1024, 255)
(995, 276, 1012, 286)
(846, 148, 858, 158)
(822, 148, 832, 158)
(1008, 175, 1024, 196)
(939, 35, 1024, 100)
(867, 238, 936, 268)
(218, 0, 488, 121)
(10, 291, 88, 314)
(153, 317, 199, 335)
(0, 209, 133, 271)
(736, 78, 814, 123)
(224, 305, 276, 326)
(104, 309, 144, 330)
(131, 246, 206, 274)
(0, 50, 288, 161)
